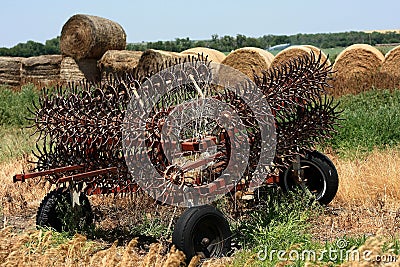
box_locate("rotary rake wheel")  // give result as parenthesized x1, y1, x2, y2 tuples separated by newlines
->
(12, 51, 341, 260)
(122, 60, 268, 206)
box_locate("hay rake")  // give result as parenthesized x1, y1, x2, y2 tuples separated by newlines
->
(13, 52, 340, 260)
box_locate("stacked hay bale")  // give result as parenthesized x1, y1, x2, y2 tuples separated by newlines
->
(60, 14, 127, 83)
(60, 14, 126, 60)
(270, 45, 330, 70)
(181, 47, 226, 63)
(332, 44, 384, 96)
(380, 45, 400, 89)
(0, 57, 24, 86)
(98, 50, 143, 82)
(20, 55, 63, 87)
(221, 47, 274, 81)
(135, 49, 190, 79)
(60, 58, 100, 83)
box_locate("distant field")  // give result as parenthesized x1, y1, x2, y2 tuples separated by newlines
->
(363, 29, 400, 34)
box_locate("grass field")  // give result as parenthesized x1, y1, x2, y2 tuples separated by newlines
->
(1, 85, 400, 266)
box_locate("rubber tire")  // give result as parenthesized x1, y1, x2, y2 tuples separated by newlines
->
(280, 151, 339, 205)
(36, 188, 93, 232)
(172, 205, 231, 260)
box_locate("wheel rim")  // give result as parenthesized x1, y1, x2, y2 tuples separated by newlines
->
(191, 216, 225, 258)
(283, 159, 327, 200)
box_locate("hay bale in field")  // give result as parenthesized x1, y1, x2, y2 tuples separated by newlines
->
(60, 14, 126, 60)
(332, 44, 384, 95)
(0, 57, 24, 86)
(221, 47, 274, 81)
(98, 50, 143, 81)
(302, 45, 331, 65)
(271, 46, 312, 69)
(21, 55, 62, 86)
(135, 49, 189, 78)
(270, 45, 330, 69)
(60, 56, 100, 83)
(380, 45, 400, 88)
(333, 44, 384, 77)
(181, 47, 226, 63)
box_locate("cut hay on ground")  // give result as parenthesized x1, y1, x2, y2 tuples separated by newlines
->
(21, 55, 62, 87)
(0, 57, 24, 86)
(221, 47, 274, 81)
(331, 44, 384, 95)
(60, 56, 100, 84)
(330, 148, 400, 206)
(181, 47, 226, 63)
(98, 50, 143, 81)
(380, 45, 400, 89)
(60, 14, 126, 60)
(135, 49, 189, 78)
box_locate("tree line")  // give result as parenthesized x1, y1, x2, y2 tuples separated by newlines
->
(1, 31, 400, 57)
(128, 31, 400, 52)
(0, 37, 60, 57)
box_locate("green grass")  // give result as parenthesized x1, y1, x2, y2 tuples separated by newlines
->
(230, 189, 319, 266)
(228, 189, 378, 266)
(0, 126, 37, 163)
(322, 47, 344, 62)
(0, 84, 39, 163)
(0, 84, 38, 127)
(326, 89, 400, 157)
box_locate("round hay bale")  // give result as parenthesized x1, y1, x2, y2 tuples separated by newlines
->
(60, 56, 100, 83)
(21, 55, 63, 86)
(333, 44, 384, 77)
(60, 14, 126, 60)
(380, 45, 400, 88)
(181, 47, 226, 63)
(270, 46, 314, 69)
(302, 45, 331, 65)
(136, 49, 189, 78)
(221, 47, 274, 81)
(0, 57, 24, 86)
(332, 44, 384, 95)
(98, 50, 143, 80)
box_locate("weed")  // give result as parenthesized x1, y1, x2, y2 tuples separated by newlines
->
(325, 89, 400, 158)
(229, 189, 322, 266)
(0, 84, 38, 127)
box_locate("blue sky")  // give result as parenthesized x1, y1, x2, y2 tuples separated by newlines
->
(0, 0, 398, 48)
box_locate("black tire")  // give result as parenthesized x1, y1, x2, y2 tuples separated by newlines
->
(280, 151, 339, 205)
(172, 205, 231, 260)
(36, 188, 93, 232)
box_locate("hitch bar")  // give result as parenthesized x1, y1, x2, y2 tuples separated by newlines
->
(13, 165, 84, 182)
(13, 165, 117, 184)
